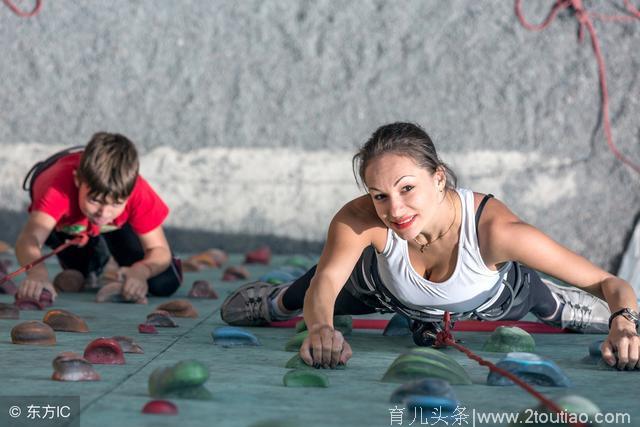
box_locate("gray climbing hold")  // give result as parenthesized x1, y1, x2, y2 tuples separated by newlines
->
(383, 314, 411, 336)
(487, 352, 571, 387)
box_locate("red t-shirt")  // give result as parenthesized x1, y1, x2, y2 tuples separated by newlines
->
(29, 152, 169, 237)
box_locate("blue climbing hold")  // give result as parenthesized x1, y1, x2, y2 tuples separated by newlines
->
(389, 378, 457, 404)
(405, 395, 460, 416)
(211, 326, 261, 347)
(487, 352, 571, 387)
(383, 314, 411, 336)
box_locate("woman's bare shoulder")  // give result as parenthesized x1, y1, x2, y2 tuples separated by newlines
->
(334, 195, 388, 248)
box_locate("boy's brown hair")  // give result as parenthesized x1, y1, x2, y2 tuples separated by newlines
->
(76, 132, 139, 202)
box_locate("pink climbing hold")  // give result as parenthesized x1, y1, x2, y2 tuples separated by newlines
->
(83, 338, 125, 365)
(244, 246, 271, 264)
(142, 400, 178, 415)
(138, 323, 158, 334)
(14, 289, 53, 310)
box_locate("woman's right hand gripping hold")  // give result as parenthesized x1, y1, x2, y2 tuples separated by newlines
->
(299, 197, 385, 368)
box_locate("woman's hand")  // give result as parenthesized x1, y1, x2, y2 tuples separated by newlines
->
(601, 317, 640, 370)
(300, 324, 352, 368)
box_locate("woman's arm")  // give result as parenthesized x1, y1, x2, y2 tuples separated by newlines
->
(480, 197, 639, 369)
(300, 200, 380, 368)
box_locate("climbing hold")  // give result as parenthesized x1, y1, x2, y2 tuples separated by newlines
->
(141, 400, 178, 415)
(138, 323, 158, 334)
(582, 339, 619, 370)
(259, 270, 297, 285)
(148, 360, 212, 400)
(111, 336, 144, 353)
(11, 320, 56, 345)
(0, 261, 17, 295)
(53, 269, 85, 293)
(95, 282, 148, 304)
(182, 249, 228, 271)
(187, 280, 219, 299)
(211, 326, 261, 347)
(509, 394, 602, 427)
(83, 338, 126, 365)
(482, 326, 535, 353)
(0, 302, 19, 319)
(285, 331, 309, 352)
(14, 289, 53, 310)
(405, 395, 460, 417)
(245, 246, 271, 264)
(0, 279, 17, 295)
(42, 309, 89, 333)
(383, 314, 411, 336)
(283, 369, 329, 387)
(146, 310, 178, 327)
(382, 348, 472, 385)
(295, 315, 352, 336)
(156, 300, 198, 318)
(284, 255, 315, 270)
(222, 265, 250, 281)
(51, 352, 100, 381)
(389, 378, 457, 404)
(285, 354, 345, 370)
(487, 352, 571, 387)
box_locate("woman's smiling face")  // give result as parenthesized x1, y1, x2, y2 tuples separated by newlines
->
(364, 153, 444, 240)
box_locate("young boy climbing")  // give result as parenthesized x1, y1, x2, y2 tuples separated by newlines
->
(15, 132, 182, 302)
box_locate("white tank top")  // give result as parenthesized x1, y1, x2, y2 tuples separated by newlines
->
(375, 188, 509, 315)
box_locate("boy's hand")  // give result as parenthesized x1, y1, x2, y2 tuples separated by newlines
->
(119, 265, 149, 302)
(17, 274, 57, 302)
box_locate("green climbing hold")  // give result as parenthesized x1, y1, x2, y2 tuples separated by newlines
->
(294, 315, 352, 335)
(283, 369, 329, 387)
(382, 348, 472, 385)
(284, 331, 309, 352)
(482, 326, 535, 353)
(284, 255, 315, 270)
(148, 360, 212, 400)
(285, 354, 346, 370)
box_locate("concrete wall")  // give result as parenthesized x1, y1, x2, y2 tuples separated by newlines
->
(1, 0, 639, 269)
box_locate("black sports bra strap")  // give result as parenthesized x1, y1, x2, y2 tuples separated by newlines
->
(475, 193, 494, 241)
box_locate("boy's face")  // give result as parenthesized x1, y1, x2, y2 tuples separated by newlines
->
(76, 181, 128, 226)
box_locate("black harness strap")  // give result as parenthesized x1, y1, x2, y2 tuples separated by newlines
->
(22, 146, 84, 199)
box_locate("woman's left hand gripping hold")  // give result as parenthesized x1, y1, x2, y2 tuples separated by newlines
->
(300, 324, 352, 369)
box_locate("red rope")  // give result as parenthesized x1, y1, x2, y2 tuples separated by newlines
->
(3, 0, 42, 17)
(435, 312, 586, 427)
(0, 234, 89, 285)
(515, 0, 640, 175)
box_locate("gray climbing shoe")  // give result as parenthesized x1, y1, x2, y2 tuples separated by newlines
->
(539, 279, 610, 334)
(221, 281, 289, 326)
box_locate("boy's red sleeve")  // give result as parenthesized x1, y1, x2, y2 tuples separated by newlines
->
(29, 180, 70, 222)
(126, 176, 169, 235)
